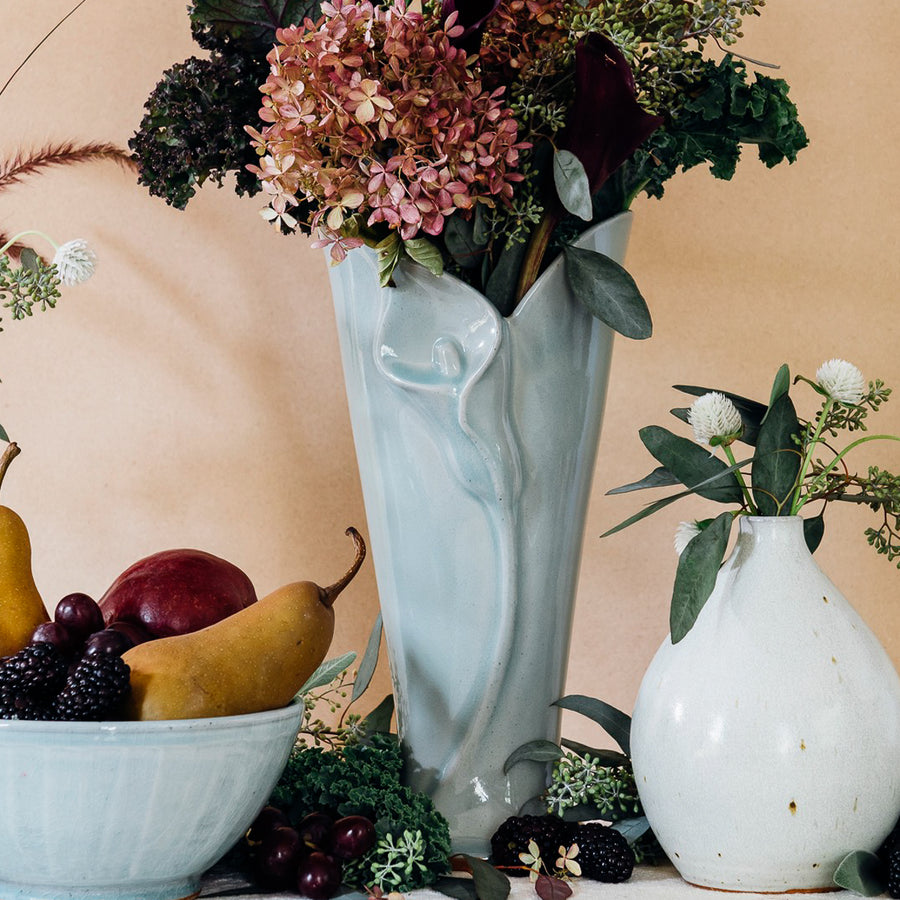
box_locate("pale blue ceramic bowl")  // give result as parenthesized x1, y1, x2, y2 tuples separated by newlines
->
(0, 702, 303, 900)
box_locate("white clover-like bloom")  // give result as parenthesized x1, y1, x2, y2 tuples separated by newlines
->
(816, 358, 867, 405)
(674, 520, 702, 556)
(687, 392, 743, 446)
(53, 239, 97, 286)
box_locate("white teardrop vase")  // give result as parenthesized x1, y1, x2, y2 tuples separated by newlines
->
(631, 515, 900, 892)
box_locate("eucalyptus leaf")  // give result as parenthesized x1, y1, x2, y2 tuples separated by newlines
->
(377, 235, 401, 287)
(553, 695, 631, 756)
(606, 466, 681, 495)
(444, 216, 486, 270)
(558, 803, 611, 823)
(610, 816, 652, 844)
(457, 854, 511, 900)
(485, 238, 528, 317)
(432, 877, 479, 900)
(832, 850, 886, 896)
(0, 425, 8, 443)
(766, 363, 791, 412)
(639, 425, 743, 503)
(404, 237, 444, 277)
(503, 739, 564, 773)
(670, 510, 732, 643)
(351, 613, 382, 702)
(803, 513, 825, 554)
(560, 738, 630, 766)
(297, 651, 356, 696)
(600, 490, 693, 538)
(362, 693, 395, 734)
(519, 795, 550, 816)
(19, 247, 41, 274)
(563, 245, 652, 340)
(553, 150, 593, 221)
(752, 392, 802, 515)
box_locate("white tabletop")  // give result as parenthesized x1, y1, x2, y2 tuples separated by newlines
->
(198, 863, 852, 898)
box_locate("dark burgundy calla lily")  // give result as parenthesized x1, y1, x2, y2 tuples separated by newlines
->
(441, 0, 501, 54)
(514, 33, 663, 304)
(561, 32, 664, 195)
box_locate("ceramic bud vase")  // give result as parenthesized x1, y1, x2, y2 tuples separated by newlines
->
(328, 212, 631, 854)
(631, 515, 900, 892)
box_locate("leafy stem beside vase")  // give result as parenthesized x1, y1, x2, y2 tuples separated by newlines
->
(604, 358, 900, 642)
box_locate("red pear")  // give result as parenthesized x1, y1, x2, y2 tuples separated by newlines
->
(98, 549, 257, 638)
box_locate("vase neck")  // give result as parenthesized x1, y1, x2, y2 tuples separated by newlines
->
(737, 515, 807, 550)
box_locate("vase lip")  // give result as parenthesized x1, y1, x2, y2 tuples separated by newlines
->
(738, 514, 805, 533)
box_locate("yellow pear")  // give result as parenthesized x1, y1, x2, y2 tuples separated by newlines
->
(123, 528, 366, 720)
(0, 443, 49, 657)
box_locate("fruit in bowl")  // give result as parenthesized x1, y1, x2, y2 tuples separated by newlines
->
(98, 547, 258, 638)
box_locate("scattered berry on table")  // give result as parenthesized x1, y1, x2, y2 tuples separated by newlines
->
(490, 814, 574, 875)
(571, 822, 634, 883)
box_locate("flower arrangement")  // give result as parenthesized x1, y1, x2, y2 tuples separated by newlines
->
(604, 359, 900, 642)
(132, 0, 807, 328)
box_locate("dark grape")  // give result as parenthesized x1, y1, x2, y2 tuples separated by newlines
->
(254, 825, 304, 890)
(54, 594, 104, 640)
(296, 852, 342, 899)
(107, 621, 152, 646)
(246, 805, 291, 846)
(31, 621, 75, 652)
(83, 629, 134, 657)
(298, 812, 333, 851)
(331, 815, 376, 860)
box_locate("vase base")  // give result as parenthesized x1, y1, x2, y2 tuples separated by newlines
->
(450, 837, 491, 859)
(685, 878, 841, 894)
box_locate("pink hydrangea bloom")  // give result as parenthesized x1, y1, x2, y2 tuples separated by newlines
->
(246, 0, 528, 252)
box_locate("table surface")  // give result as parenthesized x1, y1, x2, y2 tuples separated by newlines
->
(197, 863, 854, 899)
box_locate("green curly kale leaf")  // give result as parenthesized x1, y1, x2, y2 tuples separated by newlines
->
(627, 55, 808, 200)
(271, 733, 451, 890)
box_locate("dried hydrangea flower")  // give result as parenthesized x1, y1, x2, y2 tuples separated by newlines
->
(816, 358, 867, 405)
(687, 392, 743, 446)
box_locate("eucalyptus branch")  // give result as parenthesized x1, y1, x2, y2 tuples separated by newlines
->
(722, 443, 756, 513)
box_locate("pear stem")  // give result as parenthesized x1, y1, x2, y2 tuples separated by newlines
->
(0, 442, 21, 495)
(321, 527, 367, 607)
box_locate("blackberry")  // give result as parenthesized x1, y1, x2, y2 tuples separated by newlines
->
(878, 820, 900, 899)
(0, 642, 67, 720)
(53, 654, 131, 721)
(572, 822, 634, 883)
(490, 814, 573, 875)
(0, 691, 53, 720)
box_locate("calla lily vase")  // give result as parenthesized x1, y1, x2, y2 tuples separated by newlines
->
(328, 212, 631, 854)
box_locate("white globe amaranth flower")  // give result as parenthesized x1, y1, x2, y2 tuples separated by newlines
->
(687, 392, 743, 446)
(53, 239, 97, 286)
(816, 358, 867, 405)
(674, 520, 702, 556)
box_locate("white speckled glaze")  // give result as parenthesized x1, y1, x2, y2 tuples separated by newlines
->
(329, 214, 630, 854)
(631, 516, 900, 892)
(0, 702, 303, 900)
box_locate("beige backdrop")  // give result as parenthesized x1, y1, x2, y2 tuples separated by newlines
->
(1, 1, 897, 744)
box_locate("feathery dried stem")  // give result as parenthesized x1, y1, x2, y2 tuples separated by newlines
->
(0, 142, 136, 256)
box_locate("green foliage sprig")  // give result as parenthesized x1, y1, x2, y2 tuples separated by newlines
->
(603, 360, 900, 642)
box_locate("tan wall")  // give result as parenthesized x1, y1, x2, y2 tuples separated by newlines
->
(1, 1, 897, 745)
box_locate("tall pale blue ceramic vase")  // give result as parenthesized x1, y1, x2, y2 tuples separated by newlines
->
(328, 212, 631, 854)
